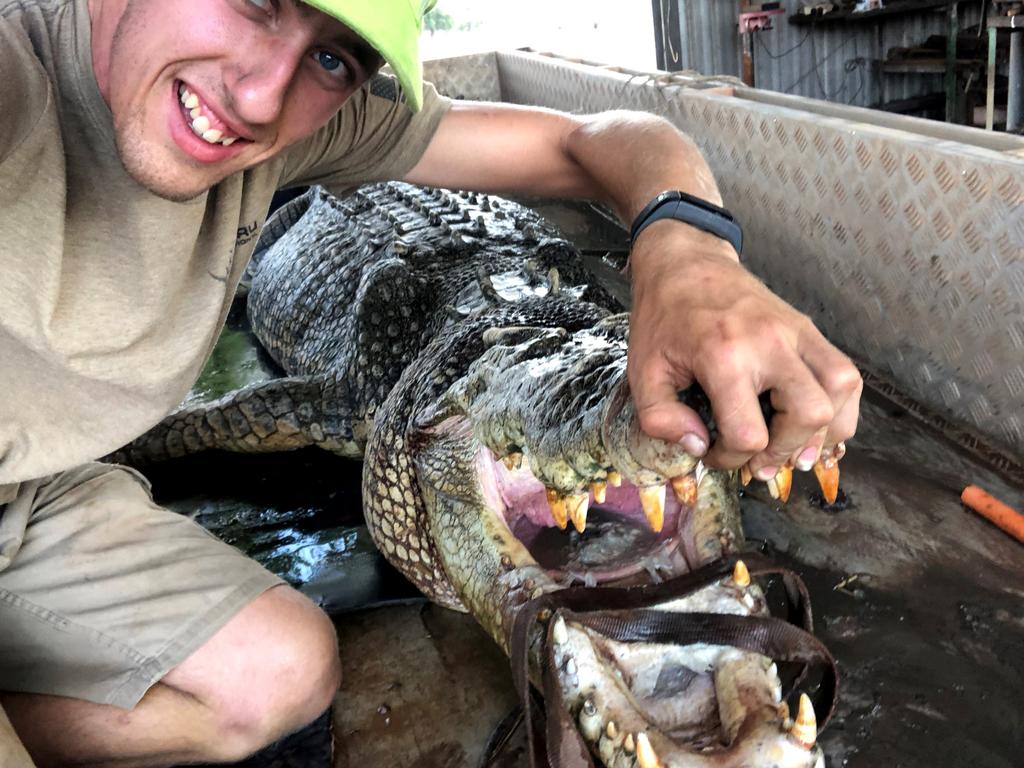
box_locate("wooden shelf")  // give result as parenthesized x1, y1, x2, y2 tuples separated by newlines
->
(790, 0, 957, 26)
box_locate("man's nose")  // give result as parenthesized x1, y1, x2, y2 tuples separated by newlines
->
(228, 39, 304, 126)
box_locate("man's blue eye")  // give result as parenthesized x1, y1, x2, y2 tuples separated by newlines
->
(315, 51, 344, 73)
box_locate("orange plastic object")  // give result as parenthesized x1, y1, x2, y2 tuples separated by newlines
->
(960, 485, 1024, 544)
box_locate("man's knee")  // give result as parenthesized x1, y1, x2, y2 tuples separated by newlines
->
(166, 585, 340, 760)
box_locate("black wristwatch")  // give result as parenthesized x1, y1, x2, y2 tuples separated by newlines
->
(629, 190, 743, 256)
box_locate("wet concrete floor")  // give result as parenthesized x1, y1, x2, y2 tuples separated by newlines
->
(143, 199, 1024, 768)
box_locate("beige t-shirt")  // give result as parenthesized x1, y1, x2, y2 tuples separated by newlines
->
(0, 0, 450, 545)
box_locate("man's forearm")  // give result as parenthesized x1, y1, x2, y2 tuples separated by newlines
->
(563, 112, 741, 271)
(407, 104, 726, 235)
(564, 111, 723, 224)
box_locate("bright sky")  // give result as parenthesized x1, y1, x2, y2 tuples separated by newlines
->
(420, 0, 658, 71)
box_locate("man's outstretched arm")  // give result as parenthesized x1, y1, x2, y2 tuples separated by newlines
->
(403, 102, 862, 478)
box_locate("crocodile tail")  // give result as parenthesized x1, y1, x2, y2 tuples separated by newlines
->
(108, 375, 364, 467)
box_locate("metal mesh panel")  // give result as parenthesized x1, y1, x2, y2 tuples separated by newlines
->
(448, 51, 1024, 460)
(422, 53, 503, 102)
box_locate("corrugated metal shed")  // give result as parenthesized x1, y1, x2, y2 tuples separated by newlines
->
(660, 0, 982, 109)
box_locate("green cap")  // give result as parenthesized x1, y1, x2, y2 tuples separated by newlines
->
(301, 0, 436, 111)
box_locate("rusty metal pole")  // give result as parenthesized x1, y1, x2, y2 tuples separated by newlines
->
(741, 27, 755, 86)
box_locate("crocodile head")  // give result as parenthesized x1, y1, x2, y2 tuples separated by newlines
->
(364, 305, 826, 768)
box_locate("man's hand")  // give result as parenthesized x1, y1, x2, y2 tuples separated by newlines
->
(407, 104, 863, 476)
(627, 220, 862, 479)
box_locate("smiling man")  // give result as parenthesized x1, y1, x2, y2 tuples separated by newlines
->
(0, 0, 861, 765)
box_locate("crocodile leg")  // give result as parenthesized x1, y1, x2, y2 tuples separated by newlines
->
(113, 375, 365, 465)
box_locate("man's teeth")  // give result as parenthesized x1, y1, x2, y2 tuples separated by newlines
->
(177, 85, 238, 146)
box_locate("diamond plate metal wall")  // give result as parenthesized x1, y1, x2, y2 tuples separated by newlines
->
(422, 53, 503, 102)
(429, 51, 1024, 460)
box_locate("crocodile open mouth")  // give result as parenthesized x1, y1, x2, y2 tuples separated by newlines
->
(485, 454, 694, 586)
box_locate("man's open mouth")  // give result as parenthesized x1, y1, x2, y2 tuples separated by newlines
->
(174, 80, 249, 149)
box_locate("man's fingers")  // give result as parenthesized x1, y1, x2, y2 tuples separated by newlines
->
(701, 370, 769, 470)
(629, 362, 710, 455)
(745, 361, 835, 479)
(799, 335, 863, 447)
(824, 382, 861, 448)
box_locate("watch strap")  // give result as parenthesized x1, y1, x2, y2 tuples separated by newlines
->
(629, 190, 743, 256)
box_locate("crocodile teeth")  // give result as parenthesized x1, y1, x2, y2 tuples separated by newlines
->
(740, 463, 753, 487)
(670, 474, 698, 505)
(590, 480, 607, 504)
(789, 693, 817, 749)
(579, 699, 602, 742)
(599, 722, 622, 765)
(567, 492, 589, 533)
(733, 559, 751, 587)
(767, 464, 793, 503)
(623, 733, 635, 754)
(598, 733, 618, 765)
(546, 488, 568, 530)
(813, 459, 840, 504)
(635, 732, 663, 768)
(638, 484, 665, 533)
(606, 469, 622, 487)
(551, 615, 568, 645)
(826, 441, 846, 462)
(767, 663, 783, 702)
(502, 452, 523, 470)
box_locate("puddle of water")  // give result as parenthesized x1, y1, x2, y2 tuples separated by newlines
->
(149, 447, 420, 615)
(187, 319, 278, 405)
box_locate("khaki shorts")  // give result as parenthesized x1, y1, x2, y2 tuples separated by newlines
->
(0, 463, 284, 709)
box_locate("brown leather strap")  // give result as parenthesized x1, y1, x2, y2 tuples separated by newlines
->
(509, 553, 839, 768)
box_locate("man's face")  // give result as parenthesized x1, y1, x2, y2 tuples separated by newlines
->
(91, 0, 379, 202)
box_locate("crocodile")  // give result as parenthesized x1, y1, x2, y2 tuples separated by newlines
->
(121, 183, 838, 768)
